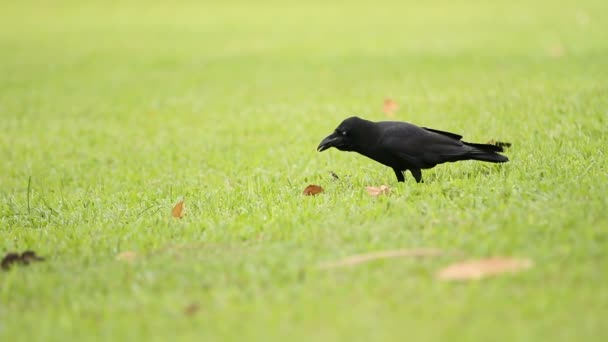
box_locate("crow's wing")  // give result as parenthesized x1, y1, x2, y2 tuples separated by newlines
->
(377, 123, 469, 167)
(421, 127, 463, 140)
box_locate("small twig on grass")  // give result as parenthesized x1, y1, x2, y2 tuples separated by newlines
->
(135, 203, 164, 220)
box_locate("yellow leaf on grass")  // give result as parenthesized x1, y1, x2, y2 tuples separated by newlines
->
(319, 248, 447, 269)
(365, 185, 390, 196)
(116, 251, 137, 263)
(172, 199, 185, 218)
(437, 257, 533, 281)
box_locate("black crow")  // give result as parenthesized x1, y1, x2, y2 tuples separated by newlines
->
(317, 116, 509, 183)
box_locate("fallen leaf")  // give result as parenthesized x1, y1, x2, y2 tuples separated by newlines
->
(383, 98, 399, 117)
(1, 251, 45, 271)
(437, 257, 533, 281)
(303, 184, 324, 196)
(547, 44, 565, 58)
(1, 253, 21, 271)
(20, 251, 44, 264)
(319, 248, 447, 269)
(116, 251, 137, 263)
(172, 199, 185, 218)
(365, 185, 390, 197)
(184, 303, 200, 316)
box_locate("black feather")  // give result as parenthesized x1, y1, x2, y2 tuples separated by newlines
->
(318, 116, 510, 183)
(422, 127, 463, 140)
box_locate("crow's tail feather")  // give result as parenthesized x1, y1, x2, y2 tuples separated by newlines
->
(464, 141, 509, 152)
(463, 141, 510, 163)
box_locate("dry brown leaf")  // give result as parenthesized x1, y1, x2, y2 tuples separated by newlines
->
(2, 250, 45, 271)
(1, 253, 20, 270)
(115, 251, 137, 263)
(184, 303, 200, 316)
(365, 185, 390, 197)
(20, 251, 44, 264)
(383, 98, 399, 117)
(172, 199, 185, 218)
(547, 44, 565, 58)
(437, 257, 533, 281)
(303, 184, 324, 196)
(319, 248, 447, 269)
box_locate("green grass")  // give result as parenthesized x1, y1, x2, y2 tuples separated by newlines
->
(1, 0, 608, 340)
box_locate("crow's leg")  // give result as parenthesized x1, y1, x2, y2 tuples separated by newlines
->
(410, 168, 423, 183)
(392, 168, 405, 182)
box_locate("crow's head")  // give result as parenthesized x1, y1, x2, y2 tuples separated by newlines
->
(317, 116, 373, 152)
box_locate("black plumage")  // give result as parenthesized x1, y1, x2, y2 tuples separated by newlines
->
(317, 116, 509, 183)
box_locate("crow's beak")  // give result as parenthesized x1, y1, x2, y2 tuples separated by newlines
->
(317, 133, 340, 152)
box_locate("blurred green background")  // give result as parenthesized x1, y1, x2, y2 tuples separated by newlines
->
(1, 1, 607, 341)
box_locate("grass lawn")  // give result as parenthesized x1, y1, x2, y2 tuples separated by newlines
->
(1, 0, 607, 340)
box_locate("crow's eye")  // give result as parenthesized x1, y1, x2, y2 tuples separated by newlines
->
(341, 130, 347, 136)
(336, 129, 347, 136)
